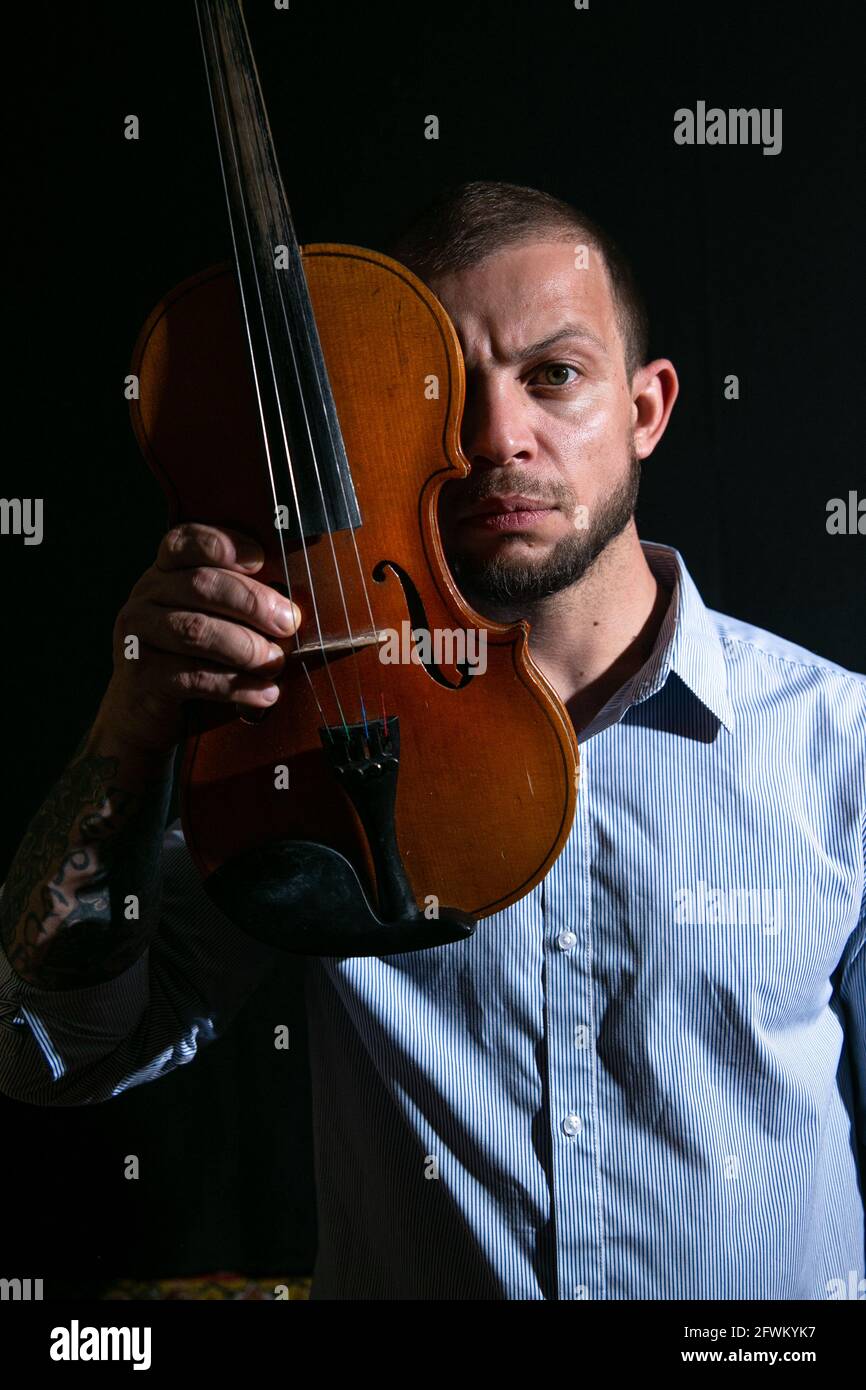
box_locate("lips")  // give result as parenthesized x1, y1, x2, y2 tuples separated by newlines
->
(457, 495, 558, 534)
(463, 494, 555, 519)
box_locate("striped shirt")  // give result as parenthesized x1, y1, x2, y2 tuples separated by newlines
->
(1, 540, 864, 1300)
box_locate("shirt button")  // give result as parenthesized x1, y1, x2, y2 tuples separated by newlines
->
(562, 1113, 582, 1137)
(556, 930, 577, 952)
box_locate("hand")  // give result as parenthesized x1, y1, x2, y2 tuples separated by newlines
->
(98, 523, 301, 753)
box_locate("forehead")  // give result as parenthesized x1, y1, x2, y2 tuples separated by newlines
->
(427, 239, 620, 365)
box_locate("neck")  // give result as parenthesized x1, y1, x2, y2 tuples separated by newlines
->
(471, 523, 671, 737)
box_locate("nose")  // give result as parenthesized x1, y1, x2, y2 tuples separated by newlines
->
(460, 372, 536, 470)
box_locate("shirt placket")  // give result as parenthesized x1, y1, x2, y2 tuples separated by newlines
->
(543, 740, 606, 1300)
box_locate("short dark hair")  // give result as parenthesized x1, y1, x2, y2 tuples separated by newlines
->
(387, 180, 649, 381)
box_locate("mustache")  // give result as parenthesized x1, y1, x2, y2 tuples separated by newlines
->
(454, 474, 576, 510)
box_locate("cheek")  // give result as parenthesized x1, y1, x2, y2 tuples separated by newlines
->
(539, 385, 628, 472)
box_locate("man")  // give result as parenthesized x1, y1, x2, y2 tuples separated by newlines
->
(1, 182, 863, 1300)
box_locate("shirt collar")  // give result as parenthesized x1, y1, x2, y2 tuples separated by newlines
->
(579, 539, 735, 740)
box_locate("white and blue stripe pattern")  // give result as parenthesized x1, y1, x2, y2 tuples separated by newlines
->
(1, 541, 864, 1300)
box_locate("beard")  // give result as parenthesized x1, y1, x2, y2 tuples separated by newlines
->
(442, 448, 642, 610)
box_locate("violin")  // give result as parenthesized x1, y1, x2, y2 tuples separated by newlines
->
(128, 0, 579, 956)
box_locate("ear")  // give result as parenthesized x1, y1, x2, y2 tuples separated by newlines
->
(630, 359, 679, 459)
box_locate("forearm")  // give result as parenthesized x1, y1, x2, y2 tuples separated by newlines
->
(0, 706, 176, 991)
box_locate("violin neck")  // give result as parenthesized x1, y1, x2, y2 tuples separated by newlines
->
(195, 0, 361, 540)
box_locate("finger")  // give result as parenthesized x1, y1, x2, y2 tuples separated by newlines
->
(155, 523, 265, 575)
(142, 566, 301, 638)
(128, 605, 287, 672)
(134, 651, 284, 709)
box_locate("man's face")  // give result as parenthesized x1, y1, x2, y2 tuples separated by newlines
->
(431, 239, 642, 611)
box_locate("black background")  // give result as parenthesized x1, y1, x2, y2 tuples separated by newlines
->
(2, 0, 863, 1291)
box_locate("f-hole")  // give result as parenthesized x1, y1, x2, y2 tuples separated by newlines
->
(373, 560, 478, 690)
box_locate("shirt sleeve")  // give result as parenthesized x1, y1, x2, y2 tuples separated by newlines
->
(0, 821, 282, 1106)
(836, 802, 866, 1276)
(839, 880, 866, 1164)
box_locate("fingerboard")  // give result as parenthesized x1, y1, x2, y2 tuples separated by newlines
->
(195, 0, 362, 540)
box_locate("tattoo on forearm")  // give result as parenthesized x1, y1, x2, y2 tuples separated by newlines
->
(0, 745, 171, 989)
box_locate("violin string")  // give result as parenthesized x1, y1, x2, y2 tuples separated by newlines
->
(198, 0, 347, 736)
(242, 142, 375, 739)
(285, 255, 387, 731)
(195, 0, 299, 650)
(234, 2, 385, 741)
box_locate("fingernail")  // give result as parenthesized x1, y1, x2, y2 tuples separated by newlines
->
(262, 685, 280, 702)
(275, 602, 297, 632)
(236, 542, 263, 568)
(267, 644, 285, 663)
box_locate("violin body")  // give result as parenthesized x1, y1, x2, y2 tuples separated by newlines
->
(131, 246, 579, 926)
(127, 0, 578, 954)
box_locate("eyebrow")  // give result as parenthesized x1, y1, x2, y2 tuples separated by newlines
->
(503, 320, 609, 364)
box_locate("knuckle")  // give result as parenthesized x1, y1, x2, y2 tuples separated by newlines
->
(198, 529, 223, 563)
(238, 627, 260, 667)
(164, 524, 189, 556)
(237, 582, 260, 622)
(189, 567, 220, 604)
(173, 611, 212, 648)
(174, 668, 208, 695)
(193, 669, 217, 694)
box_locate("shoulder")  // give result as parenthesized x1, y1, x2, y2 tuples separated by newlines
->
(705, 610, 866, 779)
(708, 608, 865, 699)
